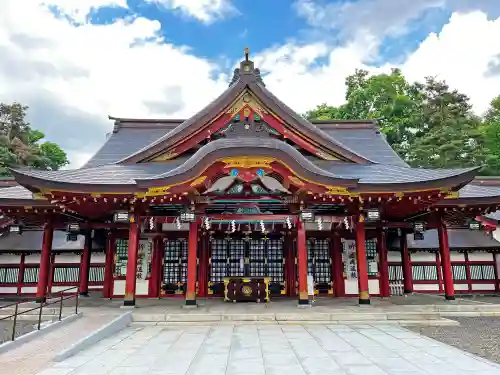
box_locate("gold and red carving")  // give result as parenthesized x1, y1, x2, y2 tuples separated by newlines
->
(190, 175, 207, 187)
(146, 186, 171, 196)
(221, 157, 274, 169)
(226, 91, 268, 117)
(325, 186, 350, 195)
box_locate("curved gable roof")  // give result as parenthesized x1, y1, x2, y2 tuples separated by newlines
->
(116, 59, 371, 165)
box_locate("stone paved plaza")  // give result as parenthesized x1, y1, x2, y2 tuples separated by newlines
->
(35, 324, 500, 375)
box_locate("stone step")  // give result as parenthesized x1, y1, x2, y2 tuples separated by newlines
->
(131, 311, 445, 323)
(130, 318, 459, 327)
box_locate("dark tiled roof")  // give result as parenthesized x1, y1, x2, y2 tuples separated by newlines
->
(0, 230, 103, 252)
(11, 142, 477, 188)
(391, 229, 500, 250)
(84, 127, 172, 168)
(457, 184, 500, 198)
(138, 138, 357, 181)
(12, 163, 185, 185)
(317, 126, 408, 167)
(0, 185, 36, 200)
(316, 163, 477, 184)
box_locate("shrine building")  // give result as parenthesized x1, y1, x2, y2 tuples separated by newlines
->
(1, 50, 500, 306)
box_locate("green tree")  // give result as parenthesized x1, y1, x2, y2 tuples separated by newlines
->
(407, 77, 484, 168)
(0, 102, 69, 176)
(306, 69, 423, 160)
(480, 95, 500, 175)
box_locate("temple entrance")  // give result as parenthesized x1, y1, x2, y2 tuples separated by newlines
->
(307, 238, 333, 295)
(208, 234, 285, 297)
(161, 239, 188, 295)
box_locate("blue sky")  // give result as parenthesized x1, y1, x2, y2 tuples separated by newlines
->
(1, 0, 500, 166)
(84, 0, 464, 66)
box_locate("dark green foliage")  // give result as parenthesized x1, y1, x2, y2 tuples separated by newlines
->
(0, 102, 69, 176)
(305, 70, 497, 173)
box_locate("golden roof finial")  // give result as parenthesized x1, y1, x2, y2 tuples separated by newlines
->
(244, 47, 250, 61)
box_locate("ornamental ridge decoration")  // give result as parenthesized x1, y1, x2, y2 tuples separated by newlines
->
(221, 157, 274, 169)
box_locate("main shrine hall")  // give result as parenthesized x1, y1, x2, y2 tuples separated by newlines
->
(2, 51, 500, 307)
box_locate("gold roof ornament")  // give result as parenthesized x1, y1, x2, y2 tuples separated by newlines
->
(244, 47, 250, 61)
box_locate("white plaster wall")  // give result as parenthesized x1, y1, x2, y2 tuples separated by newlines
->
(343, 279, 380, 295)
(468, 252, 494, 261)
(450, 253, 465, 261)
(91, 253, 105, 263)
(113, 280, 125, 296)
(368, 279, 380, 295)
(410, 253, 435, 262)
(387, 251, 401, 262)
(344, 279, 358, 295)
(414, 284, 439, 291)
(54, 254, 81, 263)
(0, 255, 21, 264)
(136, 280, 149, 296)
(454, 284, 469, 291)
(0, 287, 17, 294)
(24, 254, 41, 264)
(20, 287, 37, 293)
(472, 284, 495, 291)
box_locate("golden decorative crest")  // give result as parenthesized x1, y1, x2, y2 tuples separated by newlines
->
(325, 186, 350, 195)
(146, 186, 171, 196)
(444, 191, 460, 199)
(190, 176, 207, 187)
(226, 91, 268, 117)
(242, 285, 252, 296)
(288, 176, 305, 187)
(221, 157, 274, 169)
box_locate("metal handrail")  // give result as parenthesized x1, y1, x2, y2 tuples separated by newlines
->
(0, 286, 80, 342)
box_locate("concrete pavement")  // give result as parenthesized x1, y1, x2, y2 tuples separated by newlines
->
(35, 324, 500, 375)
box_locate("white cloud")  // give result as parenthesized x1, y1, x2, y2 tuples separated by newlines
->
(145, 0, 238, 24)
(41, 0, 128, 23)
(401, 12, 500, 114)
(0, 1, 228, 167)
(257, 11, 500, 116)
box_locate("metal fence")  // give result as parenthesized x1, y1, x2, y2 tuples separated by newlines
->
(0, 286, 79, 342)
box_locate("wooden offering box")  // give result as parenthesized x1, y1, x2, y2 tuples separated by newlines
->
(223, 277, 270, 303)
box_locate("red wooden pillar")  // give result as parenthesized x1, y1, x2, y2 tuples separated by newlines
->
(332, 232, 345, 297)
(356, 215, 370, 304)
(47, 254, 55, 295)
(150, 236, 163, 298)
(79, 230, 92, 296)
(297, 220, 308, 305)
(400, 231, 413, 294)
(124, 215, 140, 307)
(438, 221, 455, 300)
(284, 232, 296, 297)
(36, 220, 54, 303)
(103, 232, 115, 299)
(17, 254, 26, 296)
(377, 229, 390, 298)
(185, 221, 198, 306)
(197, 231, 209, 298)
